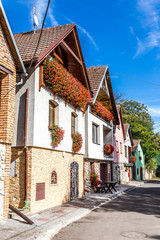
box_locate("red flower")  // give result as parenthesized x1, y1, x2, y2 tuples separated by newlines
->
(43, 58, 91, 110)
(49, 124, 64, 147)
(90, 101, 114, 122)
(71, 132, 83, 153)
(90, 174, 99, 188)
(104, 144, 114, 155)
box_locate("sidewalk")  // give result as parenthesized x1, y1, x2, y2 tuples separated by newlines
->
(0, 181, 144, 240)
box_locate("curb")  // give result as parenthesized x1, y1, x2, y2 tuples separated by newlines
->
(36, 184, 141, 240)
(10, 183, 144, 240)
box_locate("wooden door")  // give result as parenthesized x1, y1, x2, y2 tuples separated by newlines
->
(100, 164, 107, 185)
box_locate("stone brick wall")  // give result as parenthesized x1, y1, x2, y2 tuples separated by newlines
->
(10, 148, 26, 208)
(0, 23, 16, 219)
(0, 24, 16, 144)
(84, 159, 100, 190)
(113, 163, 129, 184)
(0, 144, 5, 220)
(10, 147, 84, 213)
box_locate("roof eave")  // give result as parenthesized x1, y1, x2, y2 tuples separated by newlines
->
(35, 23, 75, 68)
(0, 2, 27, 75)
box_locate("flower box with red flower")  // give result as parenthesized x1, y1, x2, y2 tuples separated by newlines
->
(131, 156, 136, 163)
(72, 132, 83, 153)
(49, 124, 64, 148)
(43, 58, 91, 110)
(104, 144, 114, 155)
(90, 101, 114, 122)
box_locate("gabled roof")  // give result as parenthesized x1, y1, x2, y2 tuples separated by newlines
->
(14, 23, 91, 90)
(132, 140, 141, 152)
(124, 124, 134, 146)
(86, 66, 107, 98)
(14, 23, 74, 64)
(0, 2, 26, 74)
(86, 66, 119, 124)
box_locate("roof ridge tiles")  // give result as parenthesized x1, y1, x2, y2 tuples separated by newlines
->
(14, 23, 74, 35)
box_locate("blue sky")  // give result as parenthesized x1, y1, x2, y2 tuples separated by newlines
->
(2, 0, 160, 132)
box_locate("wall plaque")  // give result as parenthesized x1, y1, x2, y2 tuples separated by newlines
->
(36, 183, 45, 201)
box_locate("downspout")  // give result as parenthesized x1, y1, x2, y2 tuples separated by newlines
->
(24, 89, 29, 209)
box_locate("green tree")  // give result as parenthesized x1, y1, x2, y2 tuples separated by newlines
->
(118, 99, 160, 162)
(145, 158, 158, 172)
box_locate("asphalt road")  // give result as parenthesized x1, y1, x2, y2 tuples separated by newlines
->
(53, 181, 160, 240)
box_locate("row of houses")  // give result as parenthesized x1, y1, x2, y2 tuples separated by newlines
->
(0, 2, 145, 220)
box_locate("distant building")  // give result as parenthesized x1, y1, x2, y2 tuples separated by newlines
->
(132, 140, 145, 180)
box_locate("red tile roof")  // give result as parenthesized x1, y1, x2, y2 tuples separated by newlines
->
(14, 23, 74, 63)
(86, 66, 107, 98)
(132, 140, 140, 152)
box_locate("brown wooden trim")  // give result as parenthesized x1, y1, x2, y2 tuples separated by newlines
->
(53, 52, 63, 64)
(35, 23, 75, 68)
(0, 64, 13, 75)
(39, 65, 45, 91)
(60, 40, 82, 66)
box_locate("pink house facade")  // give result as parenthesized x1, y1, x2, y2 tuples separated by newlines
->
(113, 105, 128, 183)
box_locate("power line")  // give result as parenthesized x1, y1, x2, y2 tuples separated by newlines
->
(29, 0, 51, 69)
(109, 71, 160, 87)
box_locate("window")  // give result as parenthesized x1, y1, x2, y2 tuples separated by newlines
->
(137, 168, 139, 175)
(116, 140, 119, 152)
(125, 146, 127, 158)
(120, 142, 123, 154)
(71, 112, 77, 134)
(92, 123, 99, 144)
(51, 171, 57, 184)
(49, 100, 58, 126)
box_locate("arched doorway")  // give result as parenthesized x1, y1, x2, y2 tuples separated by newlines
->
(70, 162, 79, 200)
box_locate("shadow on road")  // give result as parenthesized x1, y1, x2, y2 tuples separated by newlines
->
(94, 183, 160, 217)
(149, 236, 160, 239)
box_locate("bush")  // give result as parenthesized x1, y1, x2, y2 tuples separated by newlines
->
(90, 174, 99, 189)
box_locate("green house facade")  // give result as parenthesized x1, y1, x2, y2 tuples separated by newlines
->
(132, 140, 145, 180)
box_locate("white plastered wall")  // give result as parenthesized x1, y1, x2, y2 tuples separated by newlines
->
(33, 67, 85, 154)
(84, 107, 113, 160)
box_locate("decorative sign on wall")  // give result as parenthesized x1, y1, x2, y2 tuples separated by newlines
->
(36, 183, 45, 201)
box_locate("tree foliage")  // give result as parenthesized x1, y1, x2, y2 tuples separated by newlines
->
(118, 99, 160, 163)
(145, 158, 158, 172)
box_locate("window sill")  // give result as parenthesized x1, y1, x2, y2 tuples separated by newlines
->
(92, 142, 100, 145)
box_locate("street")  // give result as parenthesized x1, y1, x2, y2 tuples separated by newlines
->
(53, 181, 160, 240)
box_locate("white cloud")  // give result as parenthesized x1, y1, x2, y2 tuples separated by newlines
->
(18, 0, 59, 28)
(132, 0, 160, 57)
(48, 7, 59, 26)
(65, 17, 98, 50)
(76, 24, 99, 50)
(148, 106, 160, 117)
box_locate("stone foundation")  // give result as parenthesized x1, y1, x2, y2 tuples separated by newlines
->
(10, 147, 84, 213)
(0, 144, 6, 220)
(113, 163, 129, 184)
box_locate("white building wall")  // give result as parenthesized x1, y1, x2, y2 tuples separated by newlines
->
(84, 107, 113, 160)
(13, 69, 35, 147)
(124, 130, 132, 163)
(13, 67, 85, 154)
(33, 67, 85, 154)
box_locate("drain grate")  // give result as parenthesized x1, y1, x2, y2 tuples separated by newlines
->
(121, 231, 147, 239)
